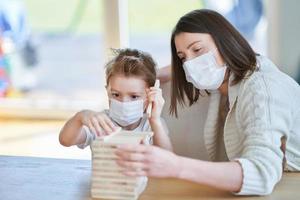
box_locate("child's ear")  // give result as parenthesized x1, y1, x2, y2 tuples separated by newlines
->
(105, 85, 110, 97)
(143, 99, 149, 112)
(105, 84, 111, 93)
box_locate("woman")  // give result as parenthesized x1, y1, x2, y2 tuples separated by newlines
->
(114, 9, 300, 195)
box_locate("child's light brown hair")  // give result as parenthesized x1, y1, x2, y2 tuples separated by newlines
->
(105, 48, 157, 87)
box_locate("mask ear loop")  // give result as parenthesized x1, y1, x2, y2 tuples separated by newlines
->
(211, 48, 227, 68)
(146, 79, 160, 118)
(211, 48, 218, 54)
(206, 48, 219, 67)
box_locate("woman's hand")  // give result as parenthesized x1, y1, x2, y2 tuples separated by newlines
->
(146, 86, 165, 121)
(115, 144, 181, 178)
(78, 110, 118, 136)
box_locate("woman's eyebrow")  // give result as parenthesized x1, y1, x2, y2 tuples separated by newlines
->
(186, 40, 202, 49)
(177, 40, 202, 54)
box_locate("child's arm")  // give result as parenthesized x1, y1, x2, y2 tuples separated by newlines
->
(147, 83, 173, 151)
(59, 110, 117, 147)
(59, 111, 86, 147)
(149, 117, 173, 151)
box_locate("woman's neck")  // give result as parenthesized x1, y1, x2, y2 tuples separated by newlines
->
(218, 82, 228, 96)
(218, 69, 229, 96)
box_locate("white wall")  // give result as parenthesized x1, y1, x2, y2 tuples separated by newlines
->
(266, 0, 300, 78)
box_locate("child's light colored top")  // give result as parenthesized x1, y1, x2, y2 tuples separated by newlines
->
(78, 109, 168, 149)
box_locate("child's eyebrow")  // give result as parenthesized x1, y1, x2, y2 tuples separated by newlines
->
(109, 88, 120, 92)
(129, 92, 143, 95)
(109, 89, 144, 95)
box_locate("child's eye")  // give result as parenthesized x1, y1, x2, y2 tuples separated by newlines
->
(111, 93, 119, 97)
(131, 95, 140, 100)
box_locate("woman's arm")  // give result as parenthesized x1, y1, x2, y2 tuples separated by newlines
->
(178, 157, 243, 192)
(115, 145, 242, 192)
(157, 65, 172, 83)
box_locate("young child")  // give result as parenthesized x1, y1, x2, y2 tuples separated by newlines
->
(59, 48, 172, 151)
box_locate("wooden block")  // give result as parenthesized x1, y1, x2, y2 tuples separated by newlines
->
(91, 130, 153, 200)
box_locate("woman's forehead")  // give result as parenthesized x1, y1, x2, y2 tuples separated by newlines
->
(175, 32, 213, 49)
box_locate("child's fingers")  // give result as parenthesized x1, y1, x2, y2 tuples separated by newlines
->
(147, 96, 156, 104)
(102, 114, 118, 131)
(149, 87, 161, 92)
(98, 118, 113, 134)
(147, 87, 159, 95)
(87, 121, 99, 136)
(91, 118, 104, 136)
(147, 91, 162, 102)
(147, 91, 165, 113)
(148, 88, 162, 95)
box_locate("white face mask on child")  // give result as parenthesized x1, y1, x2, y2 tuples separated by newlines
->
(109, 98, 144, 127)
(183, 49, 227, 90)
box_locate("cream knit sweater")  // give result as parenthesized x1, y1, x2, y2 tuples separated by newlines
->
(203, 56, 300, 195)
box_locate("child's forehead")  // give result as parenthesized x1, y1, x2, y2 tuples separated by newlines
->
(108, 75, 148, 92)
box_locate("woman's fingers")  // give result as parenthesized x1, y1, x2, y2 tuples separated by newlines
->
(122, 169, 148, 177)
(116, 160, 147, 170)
(115, 151, 146, 162)
(116, 144, 151, 153)
(115, 145, 180, 178)
(115, 149, 150, 177)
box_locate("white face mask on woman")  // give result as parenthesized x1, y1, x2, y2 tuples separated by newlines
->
(109, 98, 144, 127)
(183, 49, 227, 90)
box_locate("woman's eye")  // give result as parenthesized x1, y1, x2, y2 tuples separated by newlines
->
(194, 48, 201, 53)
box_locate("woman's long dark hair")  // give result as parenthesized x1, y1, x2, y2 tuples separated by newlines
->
(170, 9, 257, 117)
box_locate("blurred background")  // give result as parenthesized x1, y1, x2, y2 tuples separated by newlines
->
(0, 0, 299, 160)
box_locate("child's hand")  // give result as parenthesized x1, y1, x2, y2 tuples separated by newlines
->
(77, 110, 118, 137)
(146, 86, 165, 121)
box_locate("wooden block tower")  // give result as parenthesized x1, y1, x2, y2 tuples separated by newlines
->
(91, 130, 153, 200)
